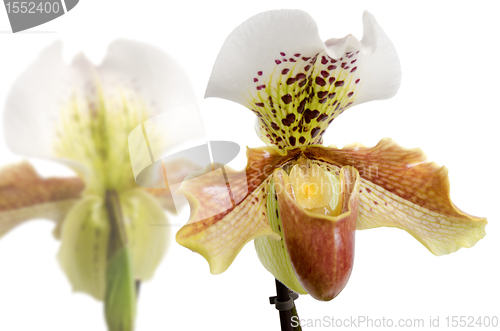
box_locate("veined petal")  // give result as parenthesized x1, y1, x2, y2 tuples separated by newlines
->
(0, 162, 84, 238)
(305, 138, 487, 255)
(175, 146, 301, 274)
(206, 10, 401, 148)
(58, 196, 109, 300)
(273, 166, 360, 301)
(121, 189, 168, 281)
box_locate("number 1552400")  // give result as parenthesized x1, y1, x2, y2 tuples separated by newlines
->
(5, 1, 61, 14)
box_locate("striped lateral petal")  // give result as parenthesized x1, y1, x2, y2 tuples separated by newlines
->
(305, 138, 487, 255)
(174, 145, 305, 274)
(206, 10, 401, 148)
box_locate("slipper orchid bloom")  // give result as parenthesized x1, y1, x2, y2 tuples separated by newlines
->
(1, 40, 197, 328)
(176, 10, 487, 301)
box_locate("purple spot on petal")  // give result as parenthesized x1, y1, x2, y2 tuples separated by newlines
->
(315, 76, 326, 86)
(296, 73, 306, 81)
(317, 91, 328, 98)
(297, 99, 306, 114)
(281, 94, 293, 104)
(317, 114, 328, 122)
(304, 109, 320, 123)
(282, 113, 296, 126)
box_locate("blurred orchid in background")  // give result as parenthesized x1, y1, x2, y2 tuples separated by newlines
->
(0, 40, 198, 331)
(176, 9, 487, 304)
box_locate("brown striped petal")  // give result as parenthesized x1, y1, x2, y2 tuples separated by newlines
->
(175, 146, 299, 274)
(305, 138, 487, 255)
(274, 166, 360, 301)
(0, 162, 84, 238)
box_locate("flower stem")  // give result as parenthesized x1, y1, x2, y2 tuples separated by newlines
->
(273, 279, 302, 331)
(105, 190, 127, 259)
(104, 191, 137, 331)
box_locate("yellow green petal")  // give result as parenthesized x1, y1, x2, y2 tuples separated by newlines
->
(121, 189, 169, 281)
(57, 196, 109, 299)
(58, 190, 168, 300)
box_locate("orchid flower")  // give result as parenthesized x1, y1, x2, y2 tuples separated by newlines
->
(1, 40, 197, 329)
(176, 10, 487, 301)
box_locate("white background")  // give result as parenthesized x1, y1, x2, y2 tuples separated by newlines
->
(1, 1, 499, 330)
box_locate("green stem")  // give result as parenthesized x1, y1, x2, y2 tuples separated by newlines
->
(104, 190, 136, 331)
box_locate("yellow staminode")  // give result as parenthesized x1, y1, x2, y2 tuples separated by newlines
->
(289, 162, 339, 214)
